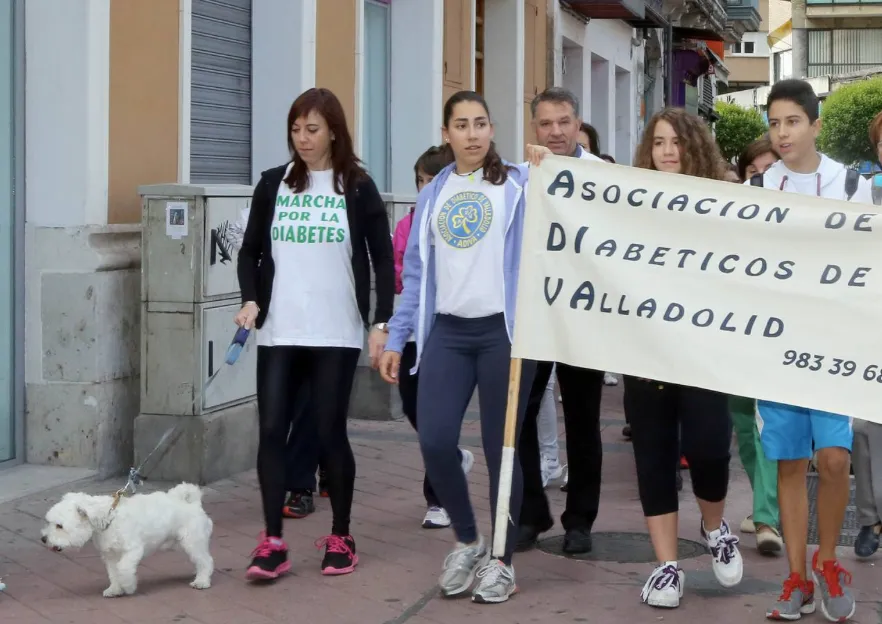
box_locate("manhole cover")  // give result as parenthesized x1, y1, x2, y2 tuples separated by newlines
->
(807, 474, 859, 547)
(536, 531, 707, 563)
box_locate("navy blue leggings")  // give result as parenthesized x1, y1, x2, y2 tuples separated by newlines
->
(416, 313, 535, 564)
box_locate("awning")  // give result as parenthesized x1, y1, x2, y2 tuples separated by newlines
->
(767, 19, 792, 48)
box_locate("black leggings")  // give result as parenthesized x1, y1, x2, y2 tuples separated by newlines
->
(623, 377, 732, 517)
(256, 345, 360, 538)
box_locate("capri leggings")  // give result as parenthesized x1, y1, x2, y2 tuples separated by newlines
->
(623, 376, 732, 517)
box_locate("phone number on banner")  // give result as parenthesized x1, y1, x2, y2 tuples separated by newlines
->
(782, 350, 882, 382)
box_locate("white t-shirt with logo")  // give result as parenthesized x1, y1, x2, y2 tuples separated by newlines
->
(431, 169, 506, 318)
(257, 166, 363, 349)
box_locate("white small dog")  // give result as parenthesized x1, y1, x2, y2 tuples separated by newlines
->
(41, 483, 214, 597)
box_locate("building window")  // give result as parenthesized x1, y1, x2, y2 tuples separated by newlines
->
(807, 28, 882, 77)
(190, 0, 253, 184)
(363, 0, 391, 191)
(730, 41, 755, 55)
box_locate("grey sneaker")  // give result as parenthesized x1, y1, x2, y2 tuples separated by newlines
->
(439, 536, 490, 597)
(472, 559, 517, 604)
(766, 573, 815, 620)
(811, 553, 855, 622)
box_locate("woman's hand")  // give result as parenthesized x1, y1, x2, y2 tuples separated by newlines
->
(234, 302, 259, 329)
(368, 327, 389, 369)
(526, 144, 553, 167)
(378, 350, 401, 385)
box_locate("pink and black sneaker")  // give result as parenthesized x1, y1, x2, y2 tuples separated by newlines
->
(245, 535, 291, 581)
(316, 534, 358, 576)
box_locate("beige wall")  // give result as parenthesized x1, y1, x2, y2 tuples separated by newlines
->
(316, 0, 358, 139)
(523, 0, 547, 155)
(726, 57, 770, 84)
(443, 0, 474, 108)
(108, 0, 180, 224)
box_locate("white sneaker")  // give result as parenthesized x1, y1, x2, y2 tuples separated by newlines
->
(540, 457, 563, 488)
(640, 562, 684, 608)
(701, 518, 743, 588)
(472, 559, 517, 604)
(603, 372, 619, 386)
(460, 448, 475, 475)
(439, 536, 490, 597)
(422, 506, 451, 529)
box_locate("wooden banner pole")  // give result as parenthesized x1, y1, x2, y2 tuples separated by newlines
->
(491, 357, 523, 559)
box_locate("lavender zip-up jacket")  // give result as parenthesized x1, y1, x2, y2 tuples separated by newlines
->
(385, 160, 529, 373)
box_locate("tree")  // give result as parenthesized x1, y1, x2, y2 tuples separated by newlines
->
(714, 101, 767, 162)
(818, 78, 882, 166)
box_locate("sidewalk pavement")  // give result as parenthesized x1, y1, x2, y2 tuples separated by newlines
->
(1, 385, 880, 623)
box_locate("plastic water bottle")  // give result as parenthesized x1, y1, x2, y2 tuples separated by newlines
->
(225, 327, 250, 365)
(872, 173, 882, 206)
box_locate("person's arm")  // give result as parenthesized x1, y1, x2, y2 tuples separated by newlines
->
(237, 175, 269, 305)
(359, 176, 395, 325)
(386, 186, 431, 354)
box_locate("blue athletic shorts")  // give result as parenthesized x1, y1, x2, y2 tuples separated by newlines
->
(755, 400, 853, 461)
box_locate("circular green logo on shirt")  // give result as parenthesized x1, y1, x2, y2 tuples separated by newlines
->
(436, 191, 493, 249)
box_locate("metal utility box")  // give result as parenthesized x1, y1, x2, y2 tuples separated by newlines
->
(135, 184, 258, 484)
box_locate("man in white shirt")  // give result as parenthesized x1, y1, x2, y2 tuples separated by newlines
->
(516, 88, 608, 555)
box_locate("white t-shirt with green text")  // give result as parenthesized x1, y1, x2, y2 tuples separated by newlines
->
(257, 166, 363, 349)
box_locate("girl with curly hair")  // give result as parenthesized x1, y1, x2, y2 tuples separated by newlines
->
(628, 108, 743, 610)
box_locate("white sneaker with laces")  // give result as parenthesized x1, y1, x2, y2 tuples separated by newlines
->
(701, 518, 743, 588)
(472, 559, 517, 604)
(422, 506, 451, 529)
(640, 562, 684, 608)
(439, 536, 489, 597)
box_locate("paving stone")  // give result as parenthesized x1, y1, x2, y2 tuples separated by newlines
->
(1, 386, 880, 623)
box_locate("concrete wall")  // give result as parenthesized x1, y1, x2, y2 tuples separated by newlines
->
(557, 11, 642, 163)
(18, 0, 647, 476)
(251, 0, 316, 183)
(484, 0, 525, 162)
(24, 0, 140, 476)
(389, 0, 444, 195)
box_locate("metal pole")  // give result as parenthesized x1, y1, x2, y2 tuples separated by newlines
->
(664, 23, 674, 107)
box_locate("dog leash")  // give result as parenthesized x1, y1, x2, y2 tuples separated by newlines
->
(109, 327, 252, 510)
(110, 425, 180, 510)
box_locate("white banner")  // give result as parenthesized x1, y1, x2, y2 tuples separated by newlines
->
(512, 156, 882, 424)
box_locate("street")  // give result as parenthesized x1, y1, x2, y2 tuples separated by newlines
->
(1, 386, 880, 623)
